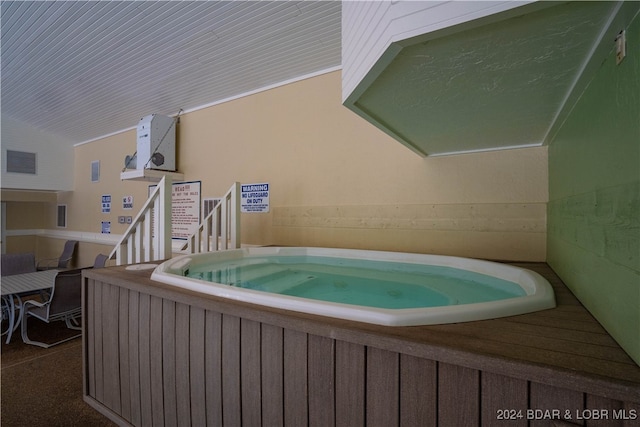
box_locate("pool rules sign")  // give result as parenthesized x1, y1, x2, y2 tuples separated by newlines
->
(241, 183, 270, 213)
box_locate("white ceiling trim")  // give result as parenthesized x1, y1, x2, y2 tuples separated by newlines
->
(74, 65, 343, 147)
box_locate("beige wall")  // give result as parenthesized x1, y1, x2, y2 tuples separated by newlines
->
(70, 70, 547, 261)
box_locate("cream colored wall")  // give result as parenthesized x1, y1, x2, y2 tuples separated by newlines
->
(71, 71, 547, 261)
(1, 115, 74, 191)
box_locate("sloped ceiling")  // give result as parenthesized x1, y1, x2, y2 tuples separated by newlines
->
(346, 1, 630, 156)
(1, 1, 341, 145)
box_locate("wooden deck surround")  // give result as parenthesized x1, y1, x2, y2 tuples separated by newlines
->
(82, 262, 640, 426)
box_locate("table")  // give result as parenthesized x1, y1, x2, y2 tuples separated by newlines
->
(1, 269, 59, 343)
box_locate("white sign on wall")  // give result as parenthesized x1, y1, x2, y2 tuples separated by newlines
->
(171, 181, 201, 239)
(101, 195, 111, 213)
(241, 183, 270, 213)
(150, 181, 202, 240)
(122, 195, 134, 210)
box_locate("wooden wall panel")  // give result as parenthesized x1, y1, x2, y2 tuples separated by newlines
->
(161, 299, 177, 426)
(127, 290, 141, 426)
(204, 310, 223, 426)
(117, 287, 131, 421)
(241, 318, 262, 426)
(530, 382, 584, 427)
(335, 340, 365, 427)
(149, 296, 164, 427)
(101, 284, 119, 412)
(137, 293, 152, 427)
(189, 306, 206, 426)
(586, 394, 624, 427)
(623, 402, 640, 427)
(284, 328, 308, 427)
(92, 279, 104, 403)
(400, 354, 437, 427)
(438, 363, 480, 426)
(222, 315, 242, 426)
(83, 277, 640, 427)
(308, 334, 335, 427)
(367, 346, 399, 427)
(175, 303, 191, 426)
(84, 278, 97, 399)
(262, 323, 284, 426)
(481, 372, 528, 427)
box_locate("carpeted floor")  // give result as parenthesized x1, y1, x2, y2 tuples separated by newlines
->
(1, 316, 115, 426)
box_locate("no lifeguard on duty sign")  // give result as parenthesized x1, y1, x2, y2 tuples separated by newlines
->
(241, 183, 269, 213)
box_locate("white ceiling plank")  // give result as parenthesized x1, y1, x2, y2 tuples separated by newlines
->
(1, 1, 342, 144)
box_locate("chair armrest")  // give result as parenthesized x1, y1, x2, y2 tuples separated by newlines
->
(37, 257, 58, 266)
(22, 299, 47, 309)
(37, 258, 59, 270)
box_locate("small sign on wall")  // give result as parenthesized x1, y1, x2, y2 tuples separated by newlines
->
(122, 195, 134, 210)
(149, 181, 202, 240)
(101, 195, 111, 213)
(241, 183, 270, 213)
(101, 221, 111, 234)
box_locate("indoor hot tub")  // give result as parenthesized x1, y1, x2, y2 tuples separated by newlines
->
(151, 247, 556, 325)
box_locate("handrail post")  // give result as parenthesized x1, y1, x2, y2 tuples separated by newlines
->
(230, 182, 241, 249)
(156, 176, 172, 260)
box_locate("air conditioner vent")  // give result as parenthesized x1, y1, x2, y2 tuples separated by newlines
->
(6, 150, 36, 174)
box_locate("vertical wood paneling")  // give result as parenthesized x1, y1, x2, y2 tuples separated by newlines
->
(189, 306, 206, 427)
(284, 328, 309, 427)
(586, 395, 624, 427)
(85, 278, 97, 399)
(262, 323, 284, 426)
(623, 402, 640, 427)
(149, 296, 164, 427)
(205, 310, 223, 426)
(400, 354, 436, 427)
(241, 318, 262, 426)
(222, 314, 242, 426)
(335, 340, 365, 427)
(175, 303, 191, 427)
(83, 277, 640, 427)
(118, 288, 131, 421)
(93, 280, 104, 403)
(481, 372, 528, 427)
(438, 363, 480, 426)
(308, 334, 335, 427)
(138, 293, 152, 426)
(530, 382, 584, 427)
(127, 290, 141, 426)
(367, 346, 399, 427)
(103, 284, 121, 413)
(162, 299, 177, 426)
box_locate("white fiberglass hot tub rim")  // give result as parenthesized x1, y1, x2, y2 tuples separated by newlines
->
(151, 247, 556, 326)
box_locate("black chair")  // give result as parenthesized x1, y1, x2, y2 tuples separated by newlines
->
(37, 240, 78, 270)
(20, 269, 83, 348)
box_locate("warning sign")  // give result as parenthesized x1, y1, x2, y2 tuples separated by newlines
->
(241, 183, 269, 213)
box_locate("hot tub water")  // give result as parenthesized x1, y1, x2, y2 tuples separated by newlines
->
(186, 256, 525, 310)
(152, 247, 555, 326)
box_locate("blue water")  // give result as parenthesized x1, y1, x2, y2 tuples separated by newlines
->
(186, 256, 525, 309)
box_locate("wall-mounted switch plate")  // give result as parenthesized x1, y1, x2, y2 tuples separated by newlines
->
(118, 216, 126, 224)
(126, 216, 133, 224)
(615, 30, 626, 65)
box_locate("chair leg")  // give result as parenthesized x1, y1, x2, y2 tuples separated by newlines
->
(64, 315, 82, 331)
(21, 313, 81, 348)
